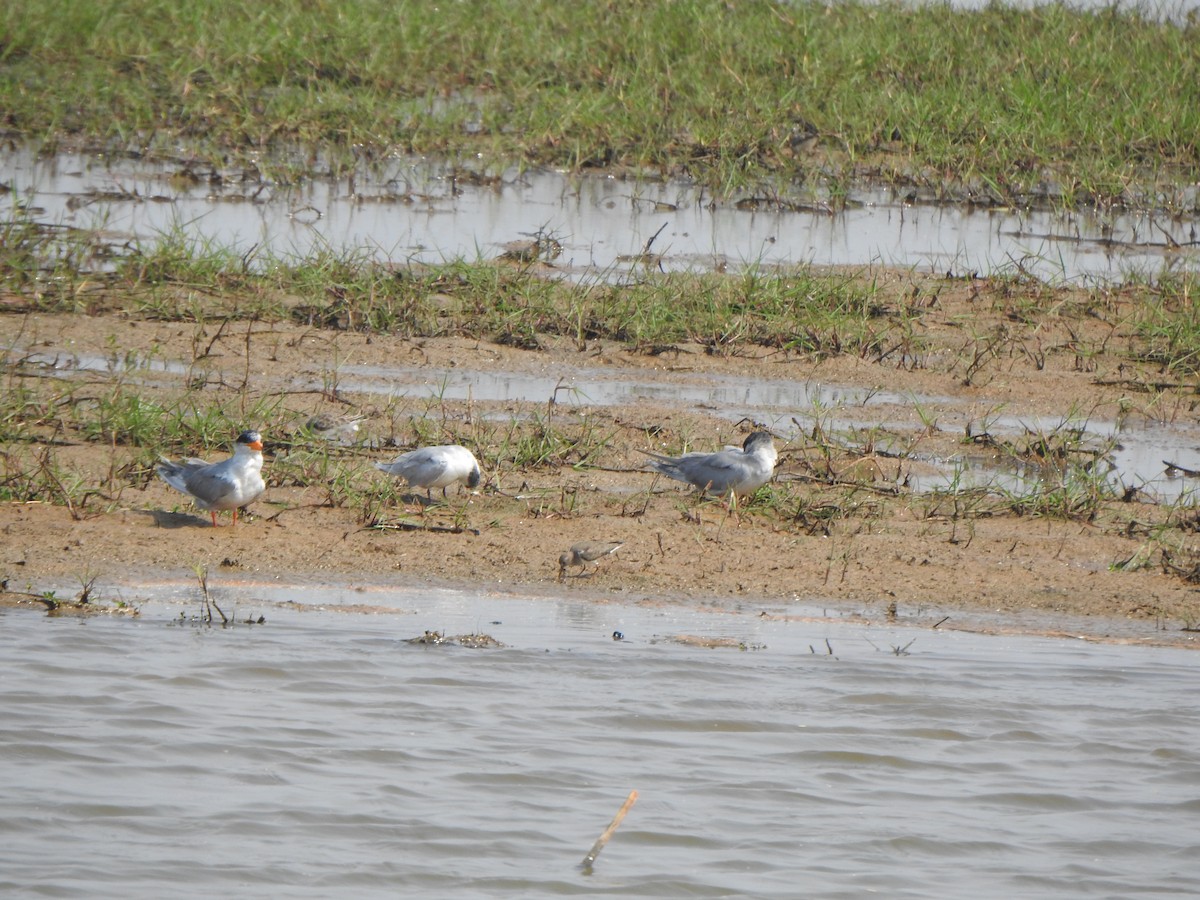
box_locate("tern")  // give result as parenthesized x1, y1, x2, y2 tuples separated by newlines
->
(641, 430, 777, 501)
(558, 541, 624, 580)
(375, 444, 482, 500)
(156, 430, 266, 526)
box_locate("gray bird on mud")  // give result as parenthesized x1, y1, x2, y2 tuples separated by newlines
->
(156, 430, 266, 526)
(640, 430, 778, 500)
(559, 541, 625, 580)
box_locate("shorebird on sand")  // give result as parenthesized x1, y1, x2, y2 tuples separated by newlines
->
(303, 412, 365, 445)
(156, 430, 266, 526)
(641, 431, 777, 497)
(375, 444, 482, 501)
(558, 541, 625, 581)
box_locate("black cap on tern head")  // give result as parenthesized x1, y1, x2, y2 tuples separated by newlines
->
(743, 430, 773, 451)
(236, 430, 264, 449)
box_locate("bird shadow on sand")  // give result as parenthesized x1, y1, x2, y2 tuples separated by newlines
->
(147, 509, 217, 529)
(398, 492, 437, 508)
(391, 490, 477, 511)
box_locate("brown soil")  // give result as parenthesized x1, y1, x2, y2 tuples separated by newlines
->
(3, 270, 1199, 645)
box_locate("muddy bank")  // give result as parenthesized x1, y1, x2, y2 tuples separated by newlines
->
(3, 269, 1200, 644)
(2, 489, 1196, 644)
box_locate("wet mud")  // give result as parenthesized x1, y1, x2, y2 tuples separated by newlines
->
(3, 148, 1200, 643)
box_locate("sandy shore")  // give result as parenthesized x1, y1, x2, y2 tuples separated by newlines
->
(2, 271, 1199, 645)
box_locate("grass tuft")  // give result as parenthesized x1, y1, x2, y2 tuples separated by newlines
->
(2, 1, 1198, 205)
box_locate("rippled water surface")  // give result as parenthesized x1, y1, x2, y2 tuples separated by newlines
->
(2, 580, 1198, 898)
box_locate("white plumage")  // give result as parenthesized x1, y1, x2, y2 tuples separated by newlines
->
(156, 430, 266, 526)
(375, 444, 482, 498)
(641, 430, 777, 497)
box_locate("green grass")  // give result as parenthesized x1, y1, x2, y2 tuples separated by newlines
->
(2, 0, 1198, 205)
(1131, 274, 1200, 374)
(6, 228, 897, 353)
(6, 220, 1200, 378)
(5, 331, 1200, 592)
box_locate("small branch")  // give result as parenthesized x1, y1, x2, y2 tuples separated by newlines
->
(1163, 460, 1200, 478)
(580, 790, 638, 871)
(365, 520, 481, 536)
(194, 564, 229, 625)
(642, 222, 668, 255)
(36, 445, 79, 520)
(201, 316, 232, 358)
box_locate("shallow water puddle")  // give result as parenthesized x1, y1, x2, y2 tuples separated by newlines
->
(12, 343, 1200, 501)
(13, 569, 1198, 647)
(4, 144, 1199, 284)
(336, 360, 921, 410)
(338, 361, 1200, 499)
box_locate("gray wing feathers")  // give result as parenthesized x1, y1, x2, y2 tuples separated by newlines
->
(181, 466, 239, 507)
(376, 451, 449, 484)
(645, 450, 743, 492)
(642, 434, 777, 496)
(156, 458, 211, 495)
(157, 456, 260, 509)
(375, 446, 480, 490)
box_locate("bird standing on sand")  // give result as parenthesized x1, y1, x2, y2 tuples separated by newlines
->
(375, 444, 482, 500)
(559, 541, 624, 581)
(303, 412, 365, 445)
(156, 430, 266, 526)
(641, 430, 778, 500)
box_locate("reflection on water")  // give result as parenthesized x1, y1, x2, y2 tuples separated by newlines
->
(3, 144, 1199, 285)
(1, 579, 1198, 898)
(5, 140, 1200, 501)
(337, 361, 917, 411)
(339, 362, 1200, 502)
(12, 343, 1200, 503)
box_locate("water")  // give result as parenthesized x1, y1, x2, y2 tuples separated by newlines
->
(4, 145, 1199, 286)
(332, 363, 1200, 502)
(12, 341, 1200, 502)
(2, 579, 1198, 898)
(943, 0, 1200, 18)
(7, 142, 1200, 498)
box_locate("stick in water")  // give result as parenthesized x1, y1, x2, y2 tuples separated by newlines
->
(580, 790, 638, 869)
